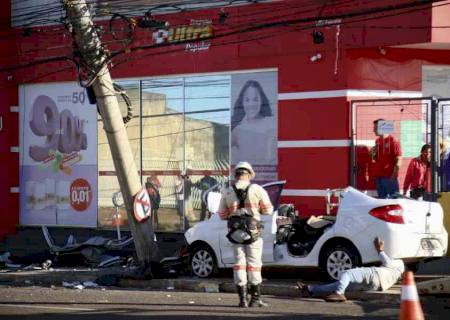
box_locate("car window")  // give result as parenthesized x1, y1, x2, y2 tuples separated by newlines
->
(262, 181, 285, 211)
(207, 181, 285, 214)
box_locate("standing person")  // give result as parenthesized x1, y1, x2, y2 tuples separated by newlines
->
(175, 174, 191, 230)
(370, 119, 402, 198)
(297, 237, 404, 302)
(145, 175, 161, 228)
(403, 144, 431, 200)
(218, 162, 273, 308)
(184, 175, 193, 223)
(231, 80, 276, 165)
(195, 173, 219, 221)
(439, 138, 450, 191)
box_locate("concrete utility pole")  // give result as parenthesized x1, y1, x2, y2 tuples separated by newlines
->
(62, 0, 159, 270)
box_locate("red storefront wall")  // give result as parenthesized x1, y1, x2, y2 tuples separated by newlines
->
(0, 1, 20, 239)
(1, 0, 450, 238)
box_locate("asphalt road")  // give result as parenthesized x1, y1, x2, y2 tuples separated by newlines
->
(0, 286, 448, 320)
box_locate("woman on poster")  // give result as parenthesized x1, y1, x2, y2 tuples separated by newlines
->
(231, 80, 276, 166)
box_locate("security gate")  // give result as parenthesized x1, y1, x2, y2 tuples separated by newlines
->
(349, 97, 449, 199)
(439, 99, 450, 193)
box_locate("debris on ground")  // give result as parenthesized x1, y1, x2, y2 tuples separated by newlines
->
(1, 227, 188, 279)
(0, 252, 11, 264)
(62, 281, 101, 290)
(95, 274, 120, 287)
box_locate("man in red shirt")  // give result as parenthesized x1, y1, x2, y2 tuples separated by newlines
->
(370, 119, 402, 198)
(403, 144, 431, 200)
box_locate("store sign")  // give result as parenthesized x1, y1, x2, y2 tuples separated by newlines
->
(377, 120, 394, 135)
(19, 83, 98, 227)
(152, 19, 212, 52)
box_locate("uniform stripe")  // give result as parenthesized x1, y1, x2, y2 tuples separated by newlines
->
(247, 266, 262, 272)
(234, 265, 246, 270)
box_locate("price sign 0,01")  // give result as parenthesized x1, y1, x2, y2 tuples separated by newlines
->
(70, 178, 92, 211)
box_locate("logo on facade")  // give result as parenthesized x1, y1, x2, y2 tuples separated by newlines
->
(152, 19, 212, 52)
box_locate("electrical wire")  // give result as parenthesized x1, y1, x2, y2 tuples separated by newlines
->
(1, 1, 448, 87)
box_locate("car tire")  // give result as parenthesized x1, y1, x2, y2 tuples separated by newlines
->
(321, 244, 361, 281)
(190, 245, 217, 278)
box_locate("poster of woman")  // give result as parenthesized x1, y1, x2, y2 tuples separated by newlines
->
(231, 71, 277, 180)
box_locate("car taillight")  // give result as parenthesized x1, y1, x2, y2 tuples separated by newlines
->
(179, 245, 189, 257)
(369, 204, 404, 224)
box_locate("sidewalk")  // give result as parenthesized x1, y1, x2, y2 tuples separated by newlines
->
(0, 267, 403, 304)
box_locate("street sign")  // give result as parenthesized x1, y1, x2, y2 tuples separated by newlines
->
(133, 187, 151, 222)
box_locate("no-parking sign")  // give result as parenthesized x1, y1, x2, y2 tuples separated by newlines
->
(133, 187, 152, 222)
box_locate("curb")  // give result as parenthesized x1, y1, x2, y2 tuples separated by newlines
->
(0, 268, 127, 286)
(0, 268, 410, 305)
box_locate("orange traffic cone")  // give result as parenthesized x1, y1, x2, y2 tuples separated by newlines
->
(399, 271, 424, 320)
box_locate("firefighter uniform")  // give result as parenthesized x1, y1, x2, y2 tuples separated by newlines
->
(218, 162, 273, 307)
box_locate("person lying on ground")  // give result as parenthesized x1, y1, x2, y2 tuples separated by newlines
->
(297, 237, 404, 302)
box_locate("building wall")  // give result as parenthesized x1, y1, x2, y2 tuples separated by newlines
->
(0, 0, 20, 239)
(1, 0, 450, 237)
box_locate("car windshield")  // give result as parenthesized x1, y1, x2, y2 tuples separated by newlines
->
(262, 182, 285, 211)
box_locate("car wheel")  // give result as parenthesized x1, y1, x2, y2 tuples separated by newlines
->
(190, 245, 217, 278)
(322, 245, 360, 281)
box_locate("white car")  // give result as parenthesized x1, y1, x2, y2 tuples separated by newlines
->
(184, 181, 448, 280)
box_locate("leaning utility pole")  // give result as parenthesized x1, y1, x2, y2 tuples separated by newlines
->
(62, 0, 159, 270)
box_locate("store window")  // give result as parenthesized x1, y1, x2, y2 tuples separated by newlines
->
(97, 75, 231, 232)
(141, 75, 231, 232)
(97, 70, 277, 232)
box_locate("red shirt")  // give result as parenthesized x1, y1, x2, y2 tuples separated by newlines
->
(403, 157, 431, 192)
(373, 135, 402, 177)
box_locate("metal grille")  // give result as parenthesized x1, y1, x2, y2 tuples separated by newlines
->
(350, 98, 433, 193)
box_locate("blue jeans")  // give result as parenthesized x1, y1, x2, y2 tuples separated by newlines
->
(309, 267, 380, 296)
(375, 177, 399, 199)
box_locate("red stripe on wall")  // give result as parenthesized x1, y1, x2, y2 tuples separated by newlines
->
(279, 147, 350, 189)
(278, 98, 350, 140)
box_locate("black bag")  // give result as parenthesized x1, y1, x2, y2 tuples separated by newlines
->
(226, 185, 261, 245)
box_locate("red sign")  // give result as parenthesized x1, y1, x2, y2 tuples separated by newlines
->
(133, 187, 151, 222)
(70, 178, 92, 211)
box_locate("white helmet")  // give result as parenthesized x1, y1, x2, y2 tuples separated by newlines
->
(234, 161, 255, 178)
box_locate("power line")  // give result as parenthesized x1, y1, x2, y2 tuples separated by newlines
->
(1, 0, 447, 84)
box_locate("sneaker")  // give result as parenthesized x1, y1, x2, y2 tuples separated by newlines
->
(324, 293, 346, 302)
(296, 282, 312, 298)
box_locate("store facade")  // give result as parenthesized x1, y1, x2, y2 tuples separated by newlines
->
(1, 0, 450, 238)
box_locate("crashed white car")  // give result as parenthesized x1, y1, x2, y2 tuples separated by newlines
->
(184, 181, 448, 280)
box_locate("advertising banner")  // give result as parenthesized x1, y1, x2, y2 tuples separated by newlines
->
(230, 71, 278, 181)
(19, 83, 97, 226)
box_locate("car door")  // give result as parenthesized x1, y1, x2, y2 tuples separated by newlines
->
(220, 181, 285, 265)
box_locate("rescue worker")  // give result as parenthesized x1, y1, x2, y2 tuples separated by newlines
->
(218, 162, 273, 308)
